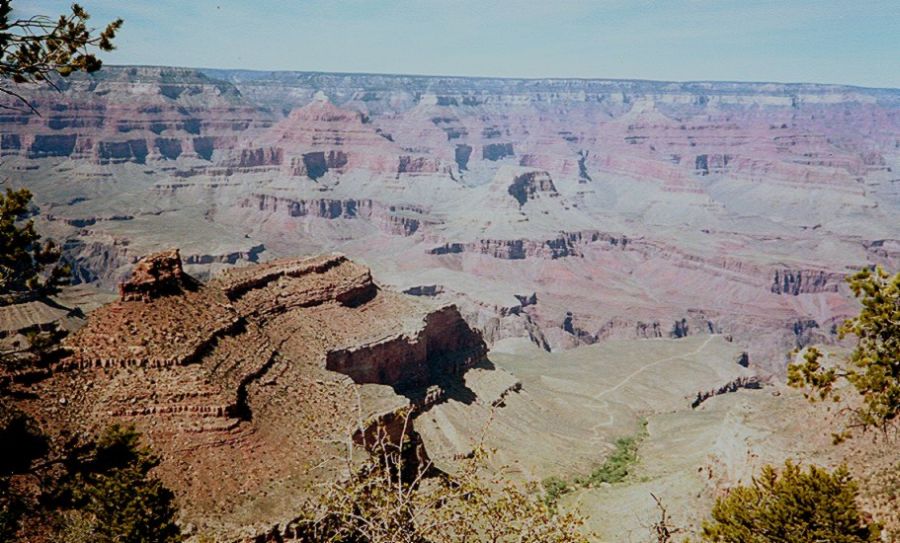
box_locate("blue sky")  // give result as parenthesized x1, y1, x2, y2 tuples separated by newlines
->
(16, 0, 900, 88)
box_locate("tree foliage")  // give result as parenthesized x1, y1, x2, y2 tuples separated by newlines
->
(0, 404, 48, 540)
(788, 267, 900, 435)
(700, 461, 880, 543)
(56, 424, 182, 543)
(0, 0, 122, 112)
(0, 187, 69, 303)
(0, 410, 181, 543)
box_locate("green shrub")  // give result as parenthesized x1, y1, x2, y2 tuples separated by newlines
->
(541, 476, 572, 508)
(60, 424, 182, 543)
(577, 421, 647, 487)
(701, 461, 880, 543)
(789, 267, 900, 436)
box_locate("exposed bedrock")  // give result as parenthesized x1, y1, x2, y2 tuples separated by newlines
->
(27, 134, 78, 158)
(243, 193, 431, 236)
(771, 268, 841, 295)
(483, 142, 514, 161)
(216, 253, 377, 317)
(694, 153, 732, 176)
(429, 230, 628, 259)
(96, 139, 149, 164)
(555, 310, 723, 349)
(507, 170, 559, 206)
(325, 305, 487, 391)
(291, 150, 349, 179)
(403, 284, 445, 296)
(118, 248, 198, 301)
(691, 375, 764, 408)
(397, 155, 448, 176)
(5, 67, 898, 381)
(154, 137, 182, 160)
(63, 239, 136, 286)
(234, 146, 284, 167)
(17, 248, 499, 540)
(455, 144, 472, 170)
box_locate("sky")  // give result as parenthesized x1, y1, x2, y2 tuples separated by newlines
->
(15, 0, 900, 88)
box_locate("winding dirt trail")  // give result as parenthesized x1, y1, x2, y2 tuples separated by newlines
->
(592, 335, 716, 400)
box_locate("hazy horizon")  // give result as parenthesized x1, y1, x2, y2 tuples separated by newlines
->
(15, 0, 900, 89)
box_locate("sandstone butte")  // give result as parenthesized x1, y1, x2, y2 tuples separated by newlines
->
(11, 248, 514, 541)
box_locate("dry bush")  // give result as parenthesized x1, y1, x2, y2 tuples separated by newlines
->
(291, 410, 591, 543)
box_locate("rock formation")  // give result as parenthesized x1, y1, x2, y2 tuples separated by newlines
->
(2, 67, 898, 373)
(10, 250, 509, 541)
(118, 248, 198, 301)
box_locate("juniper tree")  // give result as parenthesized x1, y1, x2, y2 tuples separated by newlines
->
(788, 266, 900, 436)
(700, 461, 880, 543)
(0, 188, 69, 303)
(56, 424, 182, 543)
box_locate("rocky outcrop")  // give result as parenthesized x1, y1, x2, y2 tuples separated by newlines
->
(694, 153, 732, 176)
(691, 376, 764, 408)
(429, 230, 628, 260)
(771, 269, 841, 295)
(455, 144, 472, 170)
(14, 249, 496, 541)
(216, 254, 376, 316)
(483, 142, 514, 161)
(403, 284, 444, 297)
(243, 194, 432, 236)
(235, 146, 283, 167)
(97, 139, 150, 164)
(507, 170, 559, 206)
(28, 134, 77, 158)
(397, 155, 447, 176)
(118, 248, 198, 301)
(325, 305, 486, 391)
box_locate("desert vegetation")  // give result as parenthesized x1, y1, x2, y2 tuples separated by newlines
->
(0, 188, 69, 304)
(0, 410, 181, 543)
(294, 417, 590, 543)
(542, 420, 648, 508)
(699, 461, 880, 543)
(789, 267, 900, 438)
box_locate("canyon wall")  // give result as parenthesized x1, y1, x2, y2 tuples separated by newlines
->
(3, 67, 899, 372)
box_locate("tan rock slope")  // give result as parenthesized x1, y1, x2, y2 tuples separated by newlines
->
(13, 249, 505, 540)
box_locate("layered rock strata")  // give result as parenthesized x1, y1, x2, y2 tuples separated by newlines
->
(13, 250, 502, 540)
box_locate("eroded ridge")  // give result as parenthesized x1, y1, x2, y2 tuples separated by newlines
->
(213, 253, 376, 318)
(17, 249, 493, 540)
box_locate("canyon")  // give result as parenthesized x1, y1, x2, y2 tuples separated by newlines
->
(11, 249, 864, 543)
(2, 67, 898, 374)
(2, 66, 900, 540)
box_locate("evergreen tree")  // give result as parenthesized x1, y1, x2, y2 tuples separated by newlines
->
(788, 266, 900, 435)
(0, 0, 122, 113)
(0, 1, 122, 302)
(61, 424, 182, 543)
(701, 461, 880, 543)
(0, 188, 69, 303)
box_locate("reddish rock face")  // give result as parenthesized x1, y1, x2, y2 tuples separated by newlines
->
(15, 251, 493, 540)
(118, 249, 197, 301)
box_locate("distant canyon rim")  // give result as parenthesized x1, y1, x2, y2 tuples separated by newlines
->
(3, 66, 899, 375)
